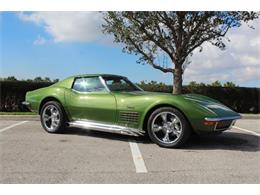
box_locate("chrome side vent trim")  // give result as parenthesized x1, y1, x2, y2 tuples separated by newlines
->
(69, 120, 145, 137)
(119, 111, 139, 124)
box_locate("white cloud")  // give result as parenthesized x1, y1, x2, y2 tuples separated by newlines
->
(18, 11, 105, 43)
(33, 35, 47, 45)
(17, 12, 260, 86)
(184, 19, 260, 86)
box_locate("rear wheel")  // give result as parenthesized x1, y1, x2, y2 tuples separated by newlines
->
(147, 107, 191, 148)
(40, 101, 66, 133)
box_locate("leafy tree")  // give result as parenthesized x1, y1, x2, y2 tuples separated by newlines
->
(210, 80, 222, 87)
(223, 81, 236, 87)
(33, 77, 44, 82)
(5, 76, 17, 81)
(53, 78, 59, 83)
(103, 11, 259, 94)
(188, 81, 206, 87)
(44, 77, 51, 82)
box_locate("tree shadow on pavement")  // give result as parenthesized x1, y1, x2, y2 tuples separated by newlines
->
(63, 127, 260, 152)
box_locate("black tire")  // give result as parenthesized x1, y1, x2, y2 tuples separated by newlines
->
(147, 107, 191, 148)
(211, 131, 224, 135)
(40, 101, 66, 133)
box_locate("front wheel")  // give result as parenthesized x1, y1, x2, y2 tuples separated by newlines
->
(147, 107, 191, 148)
(40, 101, 66, 133)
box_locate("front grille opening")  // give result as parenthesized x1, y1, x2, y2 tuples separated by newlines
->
(216, 120, 233, 130)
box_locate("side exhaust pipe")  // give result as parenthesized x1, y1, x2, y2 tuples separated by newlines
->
(69, 120, 145, 137)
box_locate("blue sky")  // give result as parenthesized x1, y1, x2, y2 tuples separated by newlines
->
(1, 12, 260, 87)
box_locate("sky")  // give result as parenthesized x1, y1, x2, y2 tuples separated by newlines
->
(0, 11, 260, 87)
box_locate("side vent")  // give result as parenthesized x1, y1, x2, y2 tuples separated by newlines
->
(119, 111, 139, 124)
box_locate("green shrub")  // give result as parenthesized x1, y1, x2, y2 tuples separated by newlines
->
(0, 80, 259, 113)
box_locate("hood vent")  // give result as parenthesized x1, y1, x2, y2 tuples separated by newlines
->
(119, 111, 139, 124)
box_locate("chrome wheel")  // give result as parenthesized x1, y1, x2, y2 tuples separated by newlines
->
(151, 111, 182, 144)
(42, 105, 60, 132)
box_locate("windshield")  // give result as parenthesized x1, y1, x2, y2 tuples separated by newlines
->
(102, 76, 142, 92)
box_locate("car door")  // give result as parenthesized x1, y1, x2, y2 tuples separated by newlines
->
(65, 76, 117, 124)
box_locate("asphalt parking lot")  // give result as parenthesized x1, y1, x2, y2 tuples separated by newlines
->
(0, 117, 259, 183)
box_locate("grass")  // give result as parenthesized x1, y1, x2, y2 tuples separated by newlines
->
(0, 112, 37, 115)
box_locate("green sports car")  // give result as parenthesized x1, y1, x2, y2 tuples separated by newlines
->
(23, 74, 241, 148)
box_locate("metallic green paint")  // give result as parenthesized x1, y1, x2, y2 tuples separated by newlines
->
(25, 74, 241, 134)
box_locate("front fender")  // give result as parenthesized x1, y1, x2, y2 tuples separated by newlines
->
(139, 96, 216, 132)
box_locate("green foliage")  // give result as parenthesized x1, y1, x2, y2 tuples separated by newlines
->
(0, 80, 259, 113)
(33, 77, 44, 82)
(210, 80, 222, 87)
(0, 77, 59, 83)
(188, 81, 206, 87)
(44, 77, 51, 82)
(136, 81, 259, 113)
(53, 78, 59, 83)
(188, 80, 237, 87)
(103, 11, 259, 94)
(223, 81, 236, 87)
(2, 76, 18, 81)
(138, 80, 172, 93)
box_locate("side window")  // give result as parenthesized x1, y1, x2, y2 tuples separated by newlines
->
(105, 77, 134, 91)
(72, 77, 106, 92)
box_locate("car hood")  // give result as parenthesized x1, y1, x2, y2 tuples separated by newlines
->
(182, 94, 240, 117)
(113, 91, 239, 117)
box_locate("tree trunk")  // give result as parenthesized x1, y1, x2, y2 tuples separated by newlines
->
(173, 67, 183, 94)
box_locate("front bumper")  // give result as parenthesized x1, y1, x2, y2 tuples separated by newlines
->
(204, 115, 241, 131)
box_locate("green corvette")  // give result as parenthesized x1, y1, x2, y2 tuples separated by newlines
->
(23, 74, 241, 148)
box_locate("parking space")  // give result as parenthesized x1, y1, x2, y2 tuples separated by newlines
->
(0, 120, 27, 130)
(0, 119, 259, 183)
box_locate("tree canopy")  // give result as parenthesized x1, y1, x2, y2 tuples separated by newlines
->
(103, 11, 259, 94)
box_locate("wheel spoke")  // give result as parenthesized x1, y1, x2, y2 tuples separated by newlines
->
(51, 107, 57, 116)
(43, 114, 51, 122)
(172, 127, 181, 136)
(152, 124, 163, 132)
(162, 131, 170, 142)
(161, 113, 167, 123)
(175, 130, 181, 137)
(171, 117, 177, 124)
(50, 107, 54, 114)
(51, 120, 58, 128)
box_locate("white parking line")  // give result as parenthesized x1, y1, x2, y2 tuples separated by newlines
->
(0, 121, 28, 133)
(129, 141, 148, 173)
(233, 126, 260, 137)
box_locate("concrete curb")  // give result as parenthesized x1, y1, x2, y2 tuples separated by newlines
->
(0, 113, 259, 121)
